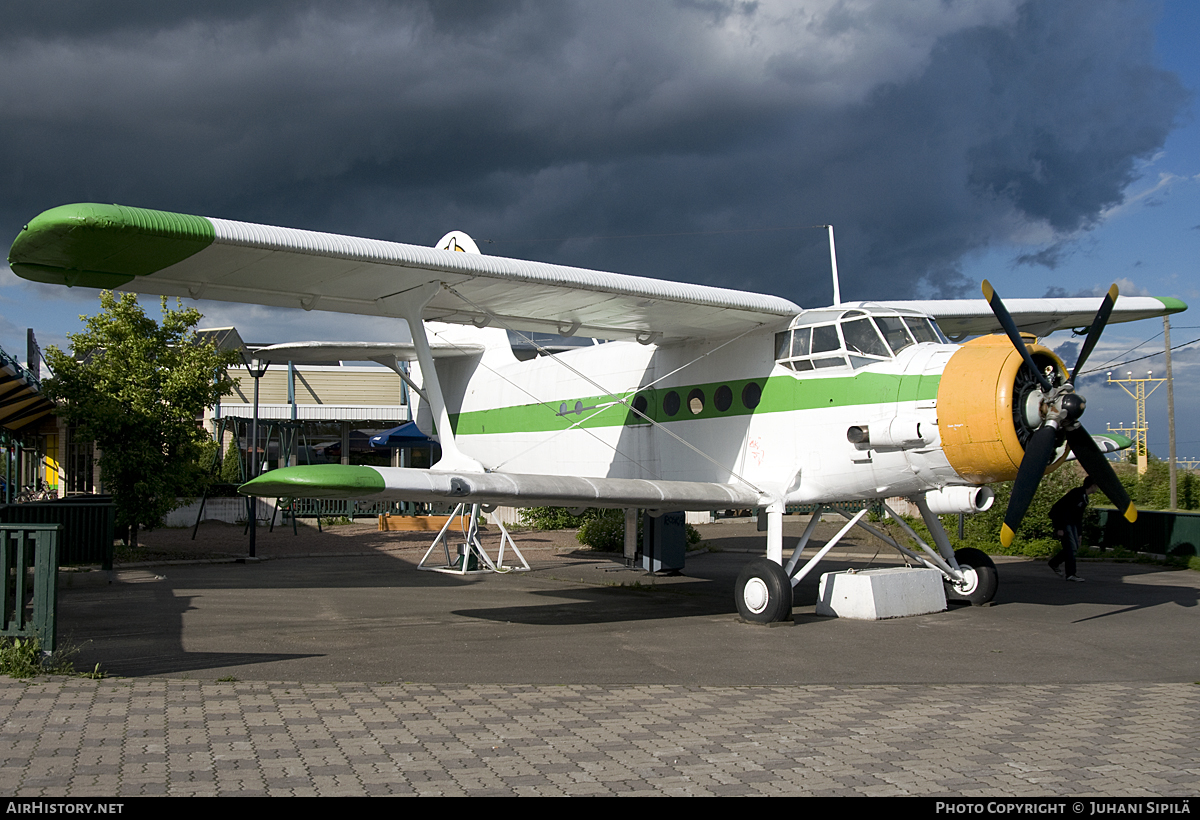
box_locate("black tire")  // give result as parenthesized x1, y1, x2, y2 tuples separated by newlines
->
(735, 557, 793, 623)
(945, 547, 998, 606)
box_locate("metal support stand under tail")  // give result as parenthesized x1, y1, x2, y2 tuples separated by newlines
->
(416, 503, 530, 576)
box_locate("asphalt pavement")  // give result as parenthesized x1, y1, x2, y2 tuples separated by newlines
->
(2, 519, 1197, 797)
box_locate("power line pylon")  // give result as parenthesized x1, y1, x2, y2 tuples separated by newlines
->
(1107, 370, 1166, 475)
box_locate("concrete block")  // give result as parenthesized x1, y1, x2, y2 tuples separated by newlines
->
(816, 567, 946, 620)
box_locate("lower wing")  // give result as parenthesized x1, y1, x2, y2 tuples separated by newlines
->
(241, 465, 766, 510)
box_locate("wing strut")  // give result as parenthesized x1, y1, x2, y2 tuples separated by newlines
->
(386, 282, 484, 473)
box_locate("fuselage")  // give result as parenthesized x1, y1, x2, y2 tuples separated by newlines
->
(409, 305, 1028, 506)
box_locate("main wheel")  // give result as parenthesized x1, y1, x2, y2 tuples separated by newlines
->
(735, 557, 793, 623)
(945, 547, 998, 606)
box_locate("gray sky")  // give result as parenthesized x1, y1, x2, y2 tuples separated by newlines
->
(2, 0, 1197, 456)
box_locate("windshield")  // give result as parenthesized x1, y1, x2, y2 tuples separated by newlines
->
(776, 309, 944, 372)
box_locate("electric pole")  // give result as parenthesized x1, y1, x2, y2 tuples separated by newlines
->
(1107, 370, 1166, 475)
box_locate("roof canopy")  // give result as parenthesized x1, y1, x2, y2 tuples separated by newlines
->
(0, 346, 54, 433)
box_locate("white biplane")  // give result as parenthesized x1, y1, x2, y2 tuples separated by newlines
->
(9, 204, 1185, 621)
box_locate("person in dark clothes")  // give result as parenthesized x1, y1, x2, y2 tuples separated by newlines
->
(1049, 476, 1099, 582)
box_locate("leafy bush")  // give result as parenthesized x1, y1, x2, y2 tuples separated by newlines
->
(575, 511, 703, 551)
(944, 462, 1091, 556)
(0, 637, 43, 677)
(219, 441, 246, 484)
(577, 509, 627, 550)
(0, 637, 103, 679)
(518, 507, 598, 530)
(889, 463, 1091, 558)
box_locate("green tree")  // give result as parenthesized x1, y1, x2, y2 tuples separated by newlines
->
(43, 292, 240, 543)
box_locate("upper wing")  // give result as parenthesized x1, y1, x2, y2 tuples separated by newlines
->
(9, 203, 800, 343)
(866, 297, 1187, 339)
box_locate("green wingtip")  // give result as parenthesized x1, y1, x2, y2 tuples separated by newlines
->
(1156, 296, 1188, 314)
(240, 465, 386, 499)
(8, 202, 214, 288)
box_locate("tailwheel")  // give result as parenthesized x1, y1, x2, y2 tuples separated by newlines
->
(735, 557, 793, 623)
(945, 547, 998, 606)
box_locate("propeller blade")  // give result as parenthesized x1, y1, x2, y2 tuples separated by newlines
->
(1000, 424, 1060, 547)
(1065, 425, 1137, 523)
(982, 280, 1052, 393)
(1069, 284, 1119, 384)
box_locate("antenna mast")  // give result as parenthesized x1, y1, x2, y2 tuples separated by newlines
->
(826, 225, 841, 306)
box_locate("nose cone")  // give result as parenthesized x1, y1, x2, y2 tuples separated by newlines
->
(1061, 392, 1085, 422)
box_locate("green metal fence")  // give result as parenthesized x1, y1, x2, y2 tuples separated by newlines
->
(0, 497, 116, 569)
(786, 500, 885, 516)
(283, 498, 453, 519)
(1, 524, 59, 652)
(1087, 508, 1200, 557)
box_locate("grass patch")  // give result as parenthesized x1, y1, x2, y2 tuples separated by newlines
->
(0, 637, 105, 679)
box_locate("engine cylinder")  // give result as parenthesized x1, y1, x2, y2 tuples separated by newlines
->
(937, 335, 1066, 483)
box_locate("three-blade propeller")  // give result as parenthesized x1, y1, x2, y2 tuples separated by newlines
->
(981, 281, 1137, 547)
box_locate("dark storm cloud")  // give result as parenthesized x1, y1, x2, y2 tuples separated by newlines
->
(1020, 244, 1072, 270)
(0, 0, 1187, 308)
(1044, 278, 1152, 299)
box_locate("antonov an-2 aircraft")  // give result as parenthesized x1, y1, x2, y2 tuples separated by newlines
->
(9, 204, 1187, 622)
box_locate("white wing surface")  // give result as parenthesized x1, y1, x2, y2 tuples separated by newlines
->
(250, 340, 485, 364)
(865, 297, 1186, 338)
(241, 464, 766, 510)
(9, 203, 800, 343)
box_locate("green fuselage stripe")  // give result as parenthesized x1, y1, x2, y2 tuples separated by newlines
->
(450, 371, 940, 436)
(8, 203, 214, 289)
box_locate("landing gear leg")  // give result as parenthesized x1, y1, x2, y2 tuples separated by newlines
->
(911, 495, 999, 606)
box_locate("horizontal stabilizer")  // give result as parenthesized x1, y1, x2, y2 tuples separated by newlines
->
(1065, 432, 1133, 458)
(240, 464, 766, 510)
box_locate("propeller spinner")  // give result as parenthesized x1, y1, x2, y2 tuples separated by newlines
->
(981, 281, 1137, 547)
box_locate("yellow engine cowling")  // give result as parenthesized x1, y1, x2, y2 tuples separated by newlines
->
(938, 334, 1068, 484)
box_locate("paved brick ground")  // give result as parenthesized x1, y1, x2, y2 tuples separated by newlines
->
(2, 678, 1197, 796)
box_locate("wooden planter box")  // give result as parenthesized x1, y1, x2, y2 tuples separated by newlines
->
(377, 514, 455, 532)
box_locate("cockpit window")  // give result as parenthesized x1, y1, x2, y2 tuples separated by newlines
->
(776, 310, 943, 373)
(840, 318, 889, 358)
(811, 325, 840, 354)
(790, 327, 811, 358)
(874, 316, 915, 355)
(904, 317, 941, 344)
(775, 331, 791, 360)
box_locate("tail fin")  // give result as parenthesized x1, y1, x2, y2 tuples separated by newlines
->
(434, 231, 481, 255)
